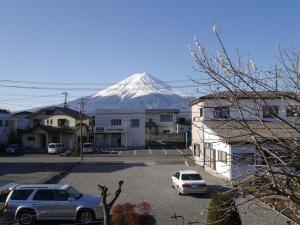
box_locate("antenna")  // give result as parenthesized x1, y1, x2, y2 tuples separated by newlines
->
(62, 92, 69, 108)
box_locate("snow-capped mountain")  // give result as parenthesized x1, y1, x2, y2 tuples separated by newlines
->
(66, 73, 194, 114)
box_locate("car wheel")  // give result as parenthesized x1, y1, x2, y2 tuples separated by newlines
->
(17, 210, 36, 225)
(77, 210, 95, 224)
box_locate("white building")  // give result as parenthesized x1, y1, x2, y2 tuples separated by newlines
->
(190, 91, 300, 181)
(145, 109, 179, 134)
(0, 110, 12, 146)
(95, 109, 145, 149)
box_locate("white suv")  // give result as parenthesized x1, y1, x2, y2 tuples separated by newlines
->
(48, 143, 65, 154)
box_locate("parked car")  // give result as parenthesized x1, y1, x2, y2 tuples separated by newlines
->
(83, 143, 94, 153)
(48, 143, 65, 154)
(5, 144, 23, 154)
(4, 184, 103, 225)
(171, 170, 207, 195)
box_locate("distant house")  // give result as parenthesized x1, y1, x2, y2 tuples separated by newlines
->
(21, 107, 91, 151)
(145, 109, 180, 134)
(94, 109, 145, 149)
(0, 109, 12, 147)
(189, 91, 300, 181)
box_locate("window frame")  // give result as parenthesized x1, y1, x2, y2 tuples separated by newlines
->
(263, 105, 279, 118)
(160, 114, 173, 122)
(214, 107, 230, 119)
(130, 119, 140, 128)
(111, 119, 122, 126)
(33, 189, 55, 201)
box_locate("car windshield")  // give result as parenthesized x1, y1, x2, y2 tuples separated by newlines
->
(66, 186, 82, 199)
(84, 143, 92, 147)
(181, 174, 203, 181)
(49, 144, 56, 148)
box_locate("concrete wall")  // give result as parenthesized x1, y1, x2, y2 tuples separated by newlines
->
(95, 109, 145, 148)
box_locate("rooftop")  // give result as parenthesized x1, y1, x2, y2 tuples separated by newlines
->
(28, 107, 90, 120)
(189, 91, 300, 106)
(12, 184, 69, 190)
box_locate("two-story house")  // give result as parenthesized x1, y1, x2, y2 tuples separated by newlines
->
(95, 109, 145, 149)
(0, 109, 12, 147)
(21, 107, 90, 151)
(189, 91, 300, 181)
(145, 109, 180, 134)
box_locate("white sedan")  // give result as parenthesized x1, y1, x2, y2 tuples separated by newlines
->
(171, 170, 207, 195)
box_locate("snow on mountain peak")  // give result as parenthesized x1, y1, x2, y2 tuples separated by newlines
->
(92, 72, 187, 99)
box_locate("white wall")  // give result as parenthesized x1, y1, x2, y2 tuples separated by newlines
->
(192, 98, 300, 122)
(95, 109, 145, 148)
(145, 112, 177, 134)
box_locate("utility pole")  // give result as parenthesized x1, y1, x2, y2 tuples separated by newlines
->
(62, 92, 69, 108)
(80, 97, 84, 161)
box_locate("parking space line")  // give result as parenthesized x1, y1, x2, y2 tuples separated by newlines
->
(175, 147, 183, 154)
(149, 146, 152, 155)
(161, 146, 167, 155)
(118, 151, 122, 155)
(134, 150, 137, 155)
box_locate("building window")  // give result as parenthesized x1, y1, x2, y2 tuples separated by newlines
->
(231, 153, 255, 165)
(160, 114, 173, 122)
(130, 119, 140, 128)
(46, 119, 49, 125)
(286, 106, 300, 117)
(148, 118, 153, 122)
(214, 107, 230, 119)
(263, 105, 279, 118)
(0, 120, 2, 127)
(27, 136, 35, 141)
(50, 119, 53, 125)
(200, 108, 203, 117)
(5, 120, 9, 127)
(193, 117, 199, 122)
(58, 119, 69, 127)
(111, 119, 121, 126)
(193, 144, 201, 157)
(218, 150, 227, 164)
(163, 130, 170, 134)
(33, 119, 42, 126)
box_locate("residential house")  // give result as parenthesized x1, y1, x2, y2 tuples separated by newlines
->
(189, 91, 300, 181)
(0, 109, 12, 147)
(21, 107, 90, 151)
(145, 109, 179, 134)
(11, 111, 32, 142)
(95, 109, 145, 149)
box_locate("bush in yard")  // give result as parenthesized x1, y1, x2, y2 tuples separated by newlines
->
(206, 193, 241, 225)
(112, 202, 156, 225)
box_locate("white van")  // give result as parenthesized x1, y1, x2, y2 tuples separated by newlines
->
(83, 143, 94, 153)
(48, 143, 65, 154)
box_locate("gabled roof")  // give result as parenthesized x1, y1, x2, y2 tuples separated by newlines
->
(189, 91, 300, 106)
(203, 120, 300, 144)
(28, 107, 90, 120)
(14, 111, 32, 116)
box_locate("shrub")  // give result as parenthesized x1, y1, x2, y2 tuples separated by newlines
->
(112, 202, 155, 225)
(206, 193, 241, 225)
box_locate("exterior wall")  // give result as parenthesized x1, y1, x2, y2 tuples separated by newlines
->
(95, 109, 145, 149)
(0, 112, 11, 145)
(146, 112, 177, 134)
(29, 115, 77, 128)
(197, 98, 300, 122)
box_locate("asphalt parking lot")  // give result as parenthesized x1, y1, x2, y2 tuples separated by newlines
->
(59, 162, 226, 225)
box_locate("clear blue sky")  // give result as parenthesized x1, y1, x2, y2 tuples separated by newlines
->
(0, 0, 299, 110)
